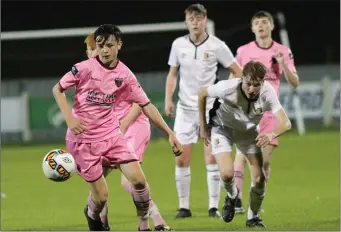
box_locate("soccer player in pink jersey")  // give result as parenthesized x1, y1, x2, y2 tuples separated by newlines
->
(52, 24, 182, 231)
(232, 11, 300, 213)
(83, 33, 172, 231)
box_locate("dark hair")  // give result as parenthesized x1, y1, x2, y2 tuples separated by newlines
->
(185, 3, 207, 17)
(251, 11, 274, 24)
(242, 61, 267, 82)
(94, 24, 122, 44)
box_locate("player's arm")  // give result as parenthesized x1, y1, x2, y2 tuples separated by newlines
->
(275, 49, 299, 88)
(165, 66, 179, 116)
(272, 108, 292, 138)
(52, 65, 86, 134)
(119, 103, 142, 134)
(198, 87, 210, 145)
(125, 73, 183, 156)
(256, 84, 291, 147)
(217, 43, 243, 79)
(198, 81, 227, 145)
(52, 83, 73, 125)
(165, 40, 180, 117)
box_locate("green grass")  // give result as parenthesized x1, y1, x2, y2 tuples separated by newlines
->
(1, 130, 340, 231)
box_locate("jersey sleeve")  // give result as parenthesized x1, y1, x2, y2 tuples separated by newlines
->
(216, 42, 236, 68)
(264, 83, 283, 114)
(168, 40, 179, 67)
(59, 63, 87, 91)
(283, 47, 297, 73)
(123, 71, 150, 107)
(207, 80, 230, 99)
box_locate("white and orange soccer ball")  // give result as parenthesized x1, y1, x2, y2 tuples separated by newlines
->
(42, 149, 75, 182)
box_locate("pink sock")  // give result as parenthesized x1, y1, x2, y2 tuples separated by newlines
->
(234, 164, 244, 199)
(87, 194, 106, 220)
(149, 199, 165, 226)
(132, 186, 150, 230)
(264, 168, 271, 182)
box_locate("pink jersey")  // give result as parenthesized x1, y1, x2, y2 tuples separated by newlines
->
(114, 96, 149, 125)
(236, 41, 296, 97)
(59, 56, 150, 143)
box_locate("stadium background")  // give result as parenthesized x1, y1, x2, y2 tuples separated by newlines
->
(1, 1, 340, 231)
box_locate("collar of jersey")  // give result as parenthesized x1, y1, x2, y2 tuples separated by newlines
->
(95, 56, 120, 70)
(188, 33, 210, 47)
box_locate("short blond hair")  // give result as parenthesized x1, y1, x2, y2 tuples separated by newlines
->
(84, 32, 95, 49)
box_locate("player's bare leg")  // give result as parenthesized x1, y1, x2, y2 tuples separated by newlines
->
(262, 145, 275, 182)
(214, 152, 239, 223)
(233, 152, 247, 214)
(85, 176, 109, 231)
(175, 144, 192, 219)
(98, 167, 113, 231)
(120, 161, 151, 231)
(204, 143, 222, 218)
(120, 174, 172, 231)
(245, 153, 266, 228)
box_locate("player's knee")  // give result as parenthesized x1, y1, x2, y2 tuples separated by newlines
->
(96, 190, 108, 203)
(263, 160, 270, 170)
(130, 177, 146, 190)
(176, 156, 190, 167)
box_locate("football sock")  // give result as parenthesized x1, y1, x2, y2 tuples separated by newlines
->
(175, 166, 191, 209)
(206, 164, 221, 209)
(132, 186, 150, 230)
(234, 163, 244, 199)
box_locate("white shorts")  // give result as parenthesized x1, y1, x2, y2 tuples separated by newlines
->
(235, 125, 260, 155)
(211, 126, 261, 155)
(174, 107, 209, 145)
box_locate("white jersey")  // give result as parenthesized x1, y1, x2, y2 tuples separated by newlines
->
(207, 78, 282, 131)
(168, 34, 236, 111)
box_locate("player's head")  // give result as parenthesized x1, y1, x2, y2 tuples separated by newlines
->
(241, 61, 267, 100)
(184, 4, 207, 37)
(94, 24, 123, 66)
(251, 11, 274, 39)
(84, 32, 97, 58)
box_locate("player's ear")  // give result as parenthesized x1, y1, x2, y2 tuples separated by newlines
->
(117, 40, 123, 50)
(270, 23, 275, 31)
(251, 24, 256, 34)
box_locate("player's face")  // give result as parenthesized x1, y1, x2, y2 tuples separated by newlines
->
(251, 17, 274, 39)
(95, 35, 122, 65)
(185, 12, 207, 36)
(86, 45, 97, 59)
(242, 77, 263, 100)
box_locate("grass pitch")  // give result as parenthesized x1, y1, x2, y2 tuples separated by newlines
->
(1, 130, 340, 231)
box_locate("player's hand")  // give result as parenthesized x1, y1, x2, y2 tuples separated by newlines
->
(274, 49, 285, 65)
(256, 132, 275, 148)
(165, 101, 175, 117)
(66, 117, 86, 135)
(168, 134, 183, 156)
(200, 126, 211, 146)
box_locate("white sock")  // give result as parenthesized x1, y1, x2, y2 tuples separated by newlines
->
(206, 164, 221, 209)
(175, 166, 191, 209)
(247, 184, 265, 220)
(221, 178, 238, 199)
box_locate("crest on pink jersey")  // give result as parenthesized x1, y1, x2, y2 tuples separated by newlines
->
(115, 78, 123, 87)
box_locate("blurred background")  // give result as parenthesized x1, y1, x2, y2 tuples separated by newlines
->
(1, 0, 340, 143)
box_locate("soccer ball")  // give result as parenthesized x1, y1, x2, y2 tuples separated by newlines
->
(42, 149, 75, 182)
